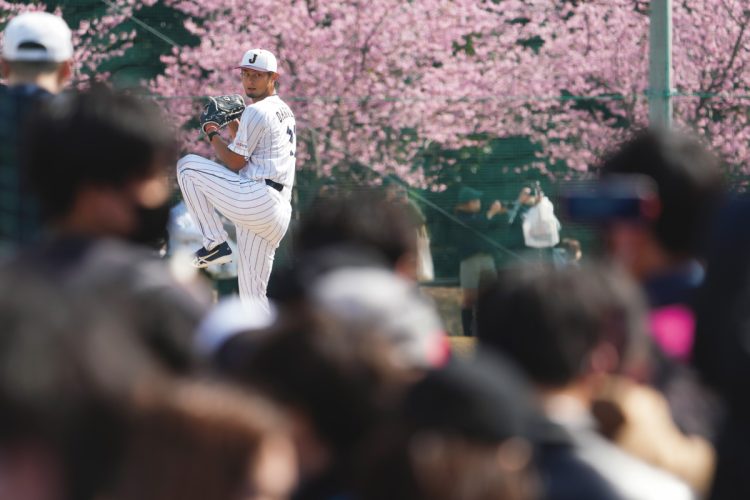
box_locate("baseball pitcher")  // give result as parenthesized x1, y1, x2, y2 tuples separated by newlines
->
(176, 48, 295, 310)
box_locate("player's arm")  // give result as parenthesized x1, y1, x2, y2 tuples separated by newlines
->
(226, 107, 266, 169)
(204, 123, 246, 172)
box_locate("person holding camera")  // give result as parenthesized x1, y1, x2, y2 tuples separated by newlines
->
(590, 130, 725, 495)
(452, 186, 504, 336)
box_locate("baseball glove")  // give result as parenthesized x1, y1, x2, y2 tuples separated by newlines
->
(199, 94, 246, 131)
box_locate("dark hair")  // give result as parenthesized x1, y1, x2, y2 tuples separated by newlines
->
(692, 197, 750, 499)
(599, 129, 724, 256)
(360, 433, 534, 500)
(296, 188, 418, 269)
(693, 198, 750, 416)
(560, 238, 580, 256)
(0, 267, 165, 500)
(358, 354, 536, 500)
(6, 60, 62, 77)
(113, 381, 288, 500)
(476, 263, 646, 387)
(218, 319, 409, 465)
(21, 85, 176, 219)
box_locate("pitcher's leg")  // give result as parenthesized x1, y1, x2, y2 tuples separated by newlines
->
(176, 154, 231, 250)
(236, 225, 278, 313)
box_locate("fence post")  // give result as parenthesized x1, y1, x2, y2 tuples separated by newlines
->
(649, 0, 673, 129)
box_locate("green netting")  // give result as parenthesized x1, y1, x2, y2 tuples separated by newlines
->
(3, 0, 750, 286)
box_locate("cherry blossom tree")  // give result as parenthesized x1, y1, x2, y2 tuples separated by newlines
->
(153, 0, 557, 185)
(8, 1, 747, 183)
(529, 0, 750, 179)
(155, 0, 750, 184)
(673, 0, 750, 179)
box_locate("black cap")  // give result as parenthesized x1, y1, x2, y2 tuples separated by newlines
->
(403, 350, 535, 443)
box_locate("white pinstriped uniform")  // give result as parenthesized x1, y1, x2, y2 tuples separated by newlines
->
(177, 94, 296, 308)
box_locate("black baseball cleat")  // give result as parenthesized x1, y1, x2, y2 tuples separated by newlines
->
(191, 241, 233, 268)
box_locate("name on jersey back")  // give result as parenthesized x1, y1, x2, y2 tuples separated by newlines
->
(275, 107, 294, 123)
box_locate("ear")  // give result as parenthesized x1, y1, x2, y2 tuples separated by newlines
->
(58, 60, 73, 85)
(495, 437, 533, 473)
(128, 174, 170, 209)
(589, 341, 620, 375)
(66, 185, 137, 236)
(394, 250, 418, 282)
(605, 223, 656, 280)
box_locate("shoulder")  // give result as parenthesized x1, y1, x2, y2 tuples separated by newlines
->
(273, 95, 294, 111)
(571, 429, 694, 500)
(0, 85, 39, 114)
(458, 212, 480, 221)
(259, 95, 294, 117)
(244, 97, 295, 128)
(78, 239, 212, 315)
(276, 97, 295, 119)
(241, 103, 269, 124)
(8, 84, 52, 102)
(242, 100, 290, 125)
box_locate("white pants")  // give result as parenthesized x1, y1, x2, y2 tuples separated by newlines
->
(176, 154, 291, 308)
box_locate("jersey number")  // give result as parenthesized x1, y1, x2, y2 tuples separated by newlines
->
(286, 125, 296, 157)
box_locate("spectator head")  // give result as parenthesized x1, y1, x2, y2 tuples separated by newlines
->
(402, 352, 534, 444)
(112, 381, 297, 500)
(217, 316, 417, 490)
(309, 267, 449, 370)
(359, 352, 537, 500)
(552, 238, 583, 270)
(22, 85, 177, 247)
(296, 188, 419, 279)
(1, 12, 73, 93)
(598, 129, 724, 279)
(455, 186, 482, 213)
(517, 185, 535, 205)
(476, 263, 648, 390)
(383, 177, 408, 202)
(194, 296, 278, 360)
(0, 266, 166, 500)
(559, 238, 582, 262)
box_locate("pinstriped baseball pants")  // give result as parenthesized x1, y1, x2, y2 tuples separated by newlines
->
(176, 154, 291, 308)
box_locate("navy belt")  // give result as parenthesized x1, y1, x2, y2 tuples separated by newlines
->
(265, 179, 283, 192)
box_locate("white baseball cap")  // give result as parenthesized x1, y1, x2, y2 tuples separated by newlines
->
(237, 48, 277, 73)
(310, 267, 450, 369)
(194, 296, 277, 357)
(2, 12, 73, 62)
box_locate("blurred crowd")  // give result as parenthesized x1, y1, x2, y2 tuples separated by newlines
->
(4, 11, 750, 500)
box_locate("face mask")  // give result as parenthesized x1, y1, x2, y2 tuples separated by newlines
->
(129, 201, 171, 251)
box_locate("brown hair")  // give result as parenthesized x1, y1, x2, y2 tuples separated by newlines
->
(361, 431, 535, 500)
(111, 380, 292, 500)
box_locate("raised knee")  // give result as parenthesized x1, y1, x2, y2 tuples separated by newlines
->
(177, 154, 203, 173)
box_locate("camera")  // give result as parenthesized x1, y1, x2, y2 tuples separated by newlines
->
(559, 174, 661, 223)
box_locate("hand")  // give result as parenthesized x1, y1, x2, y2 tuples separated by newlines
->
(203, 123, 220, 134)
(487, 200, 503, 218)
(227, 119, 240, 141)
(592, 376, 716, 494)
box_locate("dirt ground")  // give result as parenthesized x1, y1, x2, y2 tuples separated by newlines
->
(420, 286, 478, 357)
(421, 286, 463, 336)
